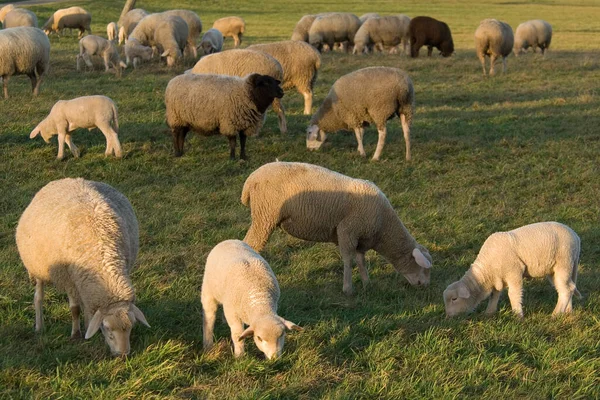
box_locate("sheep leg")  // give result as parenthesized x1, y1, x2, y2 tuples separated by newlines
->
(228, 135, 237, 160)
(56, 132, 67, 160)
(502, 56, 507, 74)
(478, 53, 486, 76)
(400, 114, 411, 161)
(239, 132, 247, 160)
(353, 127, 366, 157)
(28, 74, 39, 97)
(356, 251, 369, 289)
(427, 46, 433, 56)
(83, 53, 93, 69)
(3, 75, 9, 99)
(243, 217, 276, 253)
(100, 125, 122, 158)
(485, 289, 501, 314)
(233, 34, 240, 47)
(489, 55, 497, 76)
(272, 99, 287, 134)
(34, 279, 44, 332)
(372, 126, 387, 161)
(552, 270, 576, 315)
(507, 280, 524, 318)
(201, 295, 218, 350)
(302, 90, 313, 115)
(103, 53, 111, 72)
(224, 310, 245, 357)
(338, 227, 358, 295)
(65, 134, 80, 158)
(68, 294, 82, 339)
(172, 126, 189, 157)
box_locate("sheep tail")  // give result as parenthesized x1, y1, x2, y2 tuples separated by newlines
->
(572, 239, 582, 299)
(240, 181, 251, 207)
(111, 102, 119, 131)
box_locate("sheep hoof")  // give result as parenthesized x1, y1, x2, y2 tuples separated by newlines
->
(70, 331, 82, 340)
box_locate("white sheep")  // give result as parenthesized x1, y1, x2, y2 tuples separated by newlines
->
(353, 15, 411, 55)
(212, 16, 245, 47)
(3, 8, 37, 28)
(242, 161, 433, 295)
(0, 27, 50, 99)
(165, 73, 283, 158)
(248, 40, 321, 115)
(189, 49, 288, 134)
(307, 66, 414, 161)
(359, 13, 380, 24)
(475, 19, 514, 75)
(202, 239, 302, 359)
(198, 28, 223, 55)
(16, 178, 150, 356)
(77, 35, 127, 76)
(514, 19, 552, 56)
(152, 15, 189, 67)
(443, 222, 582, 318)
(29, 95, 122, 160)
(107, 22, 118, 42)
(42, 6, 91, 38)
(290, 13, 332, 42)
(162, 9, 203, 58)
(123, 38, 153, 68)
(308, 13, 361, 52)
(118, 8, 148, 44)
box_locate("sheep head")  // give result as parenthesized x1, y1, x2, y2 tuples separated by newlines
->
(396, 246, 432, 287)
(238, 315, 302, 360)
(306, 124, 326, 151)
(443, 280, 478, 317)
(247, 73, 284, 113)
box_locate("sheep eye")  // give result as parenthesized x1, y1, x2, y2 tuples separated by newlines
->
(451, 298, 458, 302)
(257, 336, 262, 342)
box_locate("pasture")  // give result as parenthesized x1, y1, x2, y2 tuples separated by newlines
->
(1, 0, 600, 398)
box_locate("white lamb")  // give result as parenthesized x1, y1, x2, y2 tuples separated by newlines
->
(29, 95, 122, 160)
(202, 240, 302, 359)
(77, 35, 127, 76)
(107, 22, 118, 42)
(444, 222, 582, 318)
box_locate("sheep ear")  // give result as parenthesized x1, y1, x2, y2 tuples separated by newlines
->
(281, 318, 303, 332)
(120, 61, 127, 69)
(30, 125, 41, 139)
(246, 73, 261, 86)
(412, 248, 432, 269)
(458, 285, 470, 299)
(85, 310, 103, 339)
(161, 49, 170, 57)
(238, 326, 254, 341)
(131, 304, 150, 328)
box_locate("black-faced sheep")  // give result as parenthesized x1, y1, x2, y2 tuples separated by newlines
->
(408, 16, 454, 57)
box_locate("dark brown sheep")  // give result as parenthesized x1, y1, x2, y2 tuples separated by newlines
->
(408, 16, 454, 58)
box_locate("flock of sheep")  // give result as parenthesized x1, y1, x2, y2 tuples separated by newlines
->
(3, 4, 575, 361)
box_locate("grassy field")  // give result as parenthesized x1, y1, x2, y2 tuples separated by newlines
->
(1, 0, 600, 398)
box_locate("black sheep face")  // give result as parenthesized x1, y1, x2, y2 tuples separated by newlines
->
(248, 74, 284, 99)
(440, 39, 454, 57)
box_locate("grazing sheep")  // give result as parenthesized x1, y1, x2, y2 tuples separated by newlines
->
(123, 38, 153, 68)
(162, 9, 202, 58)
(29, 95, 122, 160)
(198, 28, 223, 55)
(212, 16, 245, 47)
(190, 49, 288, 134)
(0, 27, 50, 99)
(118, 8, 148, 44)
(3, 8, 37, 28)
(475, 19, 514, 76)
(165, 73, 283, 159)
(353, 15, 411, 55)
(202, 240, 302, 359)
(290, 13, 333, 42)
(0, 4, 15, 23)
(307, 66, 414, 161)
(16, 178, 150, 356)
(444, 222, 581, 318)
(359, 13, 380, 24)
(42, 6, 91, 38)
(308, 13, 361, 52)
(107, 22, 118, 42)
(242, 161, 433, 295)
(408, 16, 454, 57)
(248, 40, 321, 115)
(77, 35, 127, 76)
(514, 19, 552, 56)
(153, 15, 189, 67)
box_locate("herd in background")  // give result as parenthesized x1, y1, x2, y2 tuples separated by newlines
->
(2, 4, 576, 361)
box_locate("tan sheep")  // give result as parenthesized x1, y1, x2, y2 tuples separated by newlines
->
(42, 6, 91, 38)
(514, 19, 552, 56)
(3, 8, 37, 28)
(475, 19, 514, 75)
(212, 16, 245, 47)
(118, 8, 149, 44)
(77, 35, 127, 76)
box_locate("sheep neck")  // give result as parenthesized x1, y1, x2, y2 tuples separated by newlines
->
(310, 96, 343, 132)
(461, 263, 494, 305)
(373, 207, 417, 273)
(242, 287, 277, 324)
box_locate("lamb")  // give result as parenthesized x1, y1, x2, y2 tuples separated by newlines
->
(408, 16, 454, 57)
(162, 9, 203, 58)
(77, 35, 127, 76)
(212, 16, 245, 47)
(0, 4, 14, 23)
(152, 15, 189, 67)
(42, 6, 92, 38)
(189, 49, 288, 134)
(248, 40, 321, 115)
(242, 161, 433, 295)
(202, 240, 302, 359)
(107, 22, 118, 42)
(443, 222, 582, 318)
(353, 15, 411, 55)
(0, 27, 50, 99)
(514, 19, 552, 56)
(308, 13, 361, 52)
(123, 38, 153, 68)
(29, 95, 122, 160)
(475, 19, 514, 76)
(165, 73, 283, 158)
(307, 66, 414, 161)
(15, 178, 150, 356)
(118, 8, 148, 44)
(359, 13, 380, 24)
(3, 8, 38, 28)
(198, 28, 223, 55)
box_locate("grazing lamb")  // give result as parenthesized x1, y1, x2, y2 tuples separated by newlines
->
(0, 27, 50, 99)
(408, 16, 454, 57)
(307, 66, 414, 161)
(475, 19, 514, 76)
(3, 8, 37, 28)
(212, 16, 245, 47)
(248, 40, 321, 115)
(107, 22, 118, 42)
(202, 240, 302, 359)
(29, 95, 122, 160)
(123, 38, 153, 68)
(308, 13, 361, 52)
(198, 28, 223, 55)
(77, 35, 127, 76)
(353, 15, 411, 55)
(118, 8, 148, 44)
(514, 19, 552, 56)
(165, 73, 283, 159)
(242, 162, 433, 295)
(190, 49, 288, 134)
(443, 222, 582, 318)
(153, 15, 189, 67)
(359, 13, 380, 24)
(16, 178, 150, 357)
(42, 6, 92, 38)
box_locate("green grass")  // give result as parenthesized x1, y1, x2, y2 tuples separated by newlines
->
(1, 0, 600, 398)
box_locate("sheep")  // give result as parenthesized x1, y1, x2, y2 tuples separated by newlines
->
(242, 161, 433, 295)
(15, 178, 150, 356)
(514, 19, 552, 56)
(162, 9, 202, 58)
(408, 16, 454, 57)
(29, 95, 122, 160)
(359, 13, 380, 24)
(202, 239, 302, 359)
(0, 4, 15, 23)
(107, 22, 118, 42)
(0, 27, 50, 99)
(77, 35, 127, 76)
(3, 8, 38, 28)
(308, 13, 361, 52)
(165, 73, 283, 159)
(189, 49, 288, 134)
(248, 40, 321, 115)
(291, 14, 318, 42)
(212, 16, 245, 47)
(123, 38, 153, 68)
(118, 8, 148, 44)
(152, 15, 189, 67)
(444, 222, 582, 318)
(307, 66, 414, 161)
(353, 15, 411, 55)
(42, 6, 92, 38)
(475, 19, 514, 76)
(198, 28, 223, 55)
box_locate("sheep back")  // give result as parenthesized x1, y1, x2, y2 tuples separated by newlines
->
(359, 13, 380, 24)
(199, 28, 224, 55)
(120, 8, 148, 37)
(163, 9, 202, 50)
(408, 16, 454, 57)
(212, 16, 245, 37)
(3, 8, 37, 28)
(190, 49, 283, 81)
(354, 15, 410, 53)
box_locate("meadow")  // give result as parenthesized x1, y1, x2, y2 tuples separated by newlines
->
(1, 0, 600, 398)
